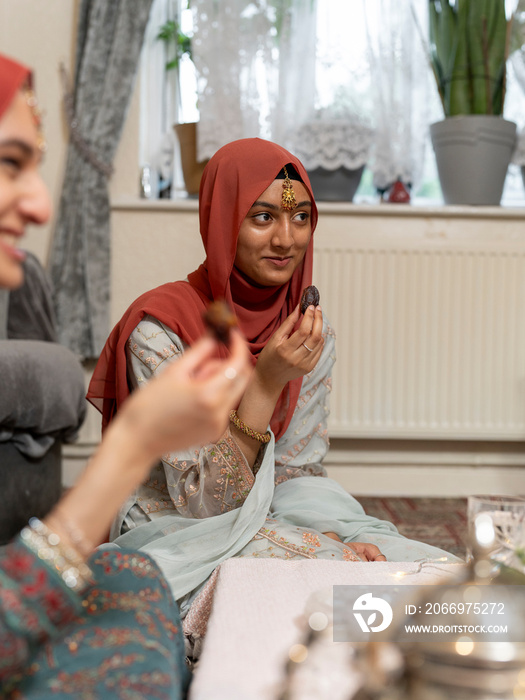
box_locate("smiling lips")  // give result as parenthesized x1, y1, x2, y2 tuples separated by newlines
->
(266, 256, 292, 267)
(0, 229, 25, 261)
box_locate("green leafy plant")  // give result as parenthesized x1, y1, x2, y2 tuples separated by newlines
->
(157, 19, 192, 71)
(428, 0, 513, 116)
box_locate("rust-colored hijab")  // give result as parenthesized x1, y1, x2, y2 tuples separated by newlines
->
(87, 138, 318, 438)
(0, 53, 31, 120)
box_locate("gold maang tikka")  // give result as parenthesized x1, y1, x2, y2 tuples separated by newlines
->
(22, 84, 47, 153)
(281, 166, 297, 211)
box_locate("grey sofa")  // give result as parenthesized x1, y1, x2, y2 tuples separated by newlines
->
(0, 253, 86, 544)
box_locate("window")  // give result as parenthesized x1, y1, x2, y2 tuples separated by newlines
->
(141, 0, 525, 205)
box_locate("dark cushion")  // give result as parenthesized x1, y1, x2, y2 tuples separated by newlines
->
(0, 440, 62, 545)
(0, 340, 86, 457)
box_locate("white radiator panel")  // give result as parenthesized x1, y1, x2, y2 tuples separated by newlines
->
(315, 244, 525, 439)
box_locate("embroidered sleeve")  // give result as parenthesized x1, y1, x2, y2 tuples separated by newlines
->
(127, 316, 255, 519)
(273, 318, 336, 486)
(0, 537, 81, 682)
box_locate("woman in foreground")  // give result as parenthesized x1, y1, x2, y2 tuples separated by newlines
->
(0, 52, 251, 698)
(88, 138, 459, 656)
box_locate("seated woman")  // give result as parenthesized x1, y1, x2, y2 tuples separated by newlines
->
(0, 53, 251, 698)
(88, 138, 460, 649)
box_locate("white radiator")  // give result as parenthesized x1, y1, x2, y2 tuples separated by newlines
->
(314, 231, 525, 440)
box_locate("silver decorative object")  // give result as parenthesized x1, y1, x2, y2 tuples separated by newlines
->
(278, 516, 525, 700)
(357, 515, 525, 700)
(140, 164, 153, 199)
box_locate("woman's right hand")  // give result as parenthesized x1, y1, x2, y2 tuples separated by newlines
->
(49, 330, 251, 552)
(254, 304, 324, 394)
(228, 304, 324, 468)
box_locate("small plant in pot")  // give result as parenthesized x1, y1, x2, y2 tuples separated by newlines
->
(157, 16, 207, 196)
(157, 16, 196, 123)
(428, 0, 517, 205)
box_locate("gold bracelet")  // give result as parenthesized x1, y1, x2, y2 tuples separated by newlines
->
(229, 410, 271, 444)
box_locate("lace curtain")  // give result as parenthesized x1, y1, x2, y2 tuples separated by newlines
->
(362, 0, 436, 192)
(191, 0, 318, 161)
(287, 0, 373, 171)
(508, 51, 525, 165)
(190, 0, 435, 191)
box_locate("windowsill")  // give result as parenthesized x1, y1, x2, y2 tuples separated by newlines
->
(112, 196, 200, 212)
(111, 195, 525, 219)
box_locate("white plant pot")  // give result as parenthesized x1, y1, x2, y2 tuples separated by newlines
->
(430, 116, 516, 205)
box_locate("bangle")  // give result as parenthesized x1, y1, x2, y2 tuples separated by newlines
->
(20, 518, 93, 594)
(229, 410, 271, 444)
(49, 508, 94, 559)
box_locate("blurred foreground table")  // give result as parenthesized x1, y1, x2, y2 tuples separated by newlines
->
(189, 558, 464, 700)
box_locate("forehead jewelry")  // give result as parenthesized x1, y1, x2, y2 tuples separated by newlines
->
(281, 166, 297, 211)
(22, 84, 47, 153)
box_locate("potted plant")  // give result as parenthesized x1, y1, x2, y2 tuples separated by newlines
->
(428, 0, 517, 205)
(157, 16, 207, 196)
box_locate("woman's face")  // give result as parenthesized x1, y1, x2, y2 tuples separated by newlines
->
(234, 178, 312, 287)
(0, 90, 50, 289)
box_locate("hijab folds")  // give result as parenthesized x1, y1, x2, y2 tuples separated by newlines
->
(87, 138, 319, 439)
(0, 53, 31, 120)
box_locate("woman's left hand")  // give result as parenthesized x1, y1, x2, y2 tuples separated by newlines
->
(229, 304, 323, 468)
(254, 304, 324, 394)
(323, 533, 387, 561)
(344, 542, 387, 562)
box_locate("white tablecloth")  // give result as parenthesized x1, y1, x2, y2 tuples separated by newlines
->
(189, 559, 465, 700)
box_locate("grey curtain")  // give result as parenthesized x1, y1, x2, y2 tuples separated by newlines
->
(48, 0, 153, 359)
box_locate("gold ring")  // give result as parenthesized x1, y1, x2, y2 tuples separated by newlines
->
(302, 342, 313, 352)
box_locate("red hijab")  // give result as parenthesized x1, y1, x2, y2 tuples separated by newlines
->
(0, 53, 31, 119)
(87, 138, 318, 438)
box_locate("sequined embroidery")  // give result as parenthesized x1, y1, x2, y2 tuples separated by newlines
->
(256, 527, 319, 559)
(209, 434, 255, 513)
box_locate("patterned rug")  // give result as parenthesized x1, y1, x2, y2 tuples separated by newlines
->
(354, 496, 468, 559)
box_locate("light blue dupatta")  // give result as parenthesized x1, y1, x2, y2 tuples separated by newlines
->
(114, 434, 277, 600)
(271, 476, 462, 563)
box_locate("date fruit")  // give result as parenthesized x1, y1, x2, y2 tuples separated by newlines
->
(300, 285, 320, 314)
(202, 300, 238, 346)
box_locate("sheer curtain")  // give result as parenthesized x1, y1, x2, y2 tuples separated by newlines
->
(190, 0, 433, 191)
(146, 0, 525, 200)
(191, 0, 318, 160)
(362, 0, 436, 192)
(508, 48, 525, 166)
(287, 0, 373, 172)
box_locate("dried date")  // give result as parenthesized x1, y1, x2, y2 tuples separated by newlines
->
(300, 285, 320, 314)
(202, 300, 238, 346)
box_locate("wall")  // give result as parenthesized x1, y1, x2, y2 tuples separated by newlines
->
(0, 0, 80, 263)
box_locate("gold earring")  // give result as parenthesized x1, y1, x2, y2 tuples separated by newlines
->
(22, 85, 46, 152)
